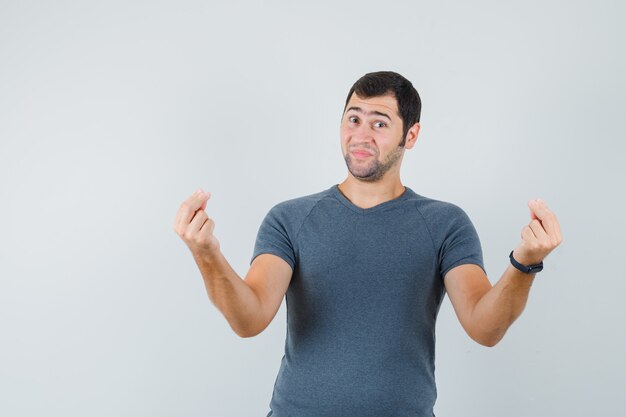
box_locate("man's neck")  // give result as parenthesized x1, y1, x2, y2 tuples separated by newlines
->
(337, 176, 406, 210)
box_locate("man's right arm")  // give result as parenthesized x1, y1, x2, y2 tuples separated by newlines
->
(194, 251, 292, 338)
(174, 188, 293, 338)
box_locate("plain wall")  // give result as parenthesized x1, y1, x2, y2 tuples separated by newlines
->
(1, 1, 624, 416)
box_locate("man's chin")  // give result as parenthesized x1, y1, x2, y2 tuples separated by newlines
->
(349, 170, 381, 182)
(354, 176, 379, 183)
(345, 159, 382, 181)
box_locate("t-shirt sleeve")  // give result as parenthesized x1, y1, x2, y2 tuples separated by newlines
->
(250, 204, 296, 271)
(439, 205, 486, 279)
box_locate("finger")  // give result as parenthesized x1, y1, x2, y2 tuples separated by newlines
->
(175, 190, 211, 231)
(521, 225, 536, 242)
(547, 210, 562, 244)
(554, 217, 563, 242)
(188, 209, 209, 234)
(528, 201, 538, 221)
(174, 189, 202, 229)
(528, 219, 548, 241)
(200, 216, 215, 235)
(528, 199, 557, 239)
(528, 199, 554, 221)
(539, 198, 562, 242)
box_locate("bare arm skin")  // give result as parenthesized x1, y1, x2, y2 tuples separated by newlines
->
(444, 263, 536, 346)
(443, 198, 563, 347)
(174, 189, 292, 338)
(194, 251, 292, 338)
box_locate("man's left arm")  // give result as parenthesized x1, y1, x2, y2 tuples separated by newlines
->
(443, 198, 563, 347)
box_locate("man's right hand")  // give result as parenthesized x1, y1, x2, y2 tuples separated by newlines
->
(173, 188, 220, 258)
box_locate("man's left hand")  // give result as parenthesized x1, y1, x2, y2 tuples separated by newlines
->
(512, 198, 563, 265)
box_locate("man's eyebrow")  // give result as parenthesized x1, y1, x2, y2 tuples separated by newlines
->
(345, 106, 392, 121)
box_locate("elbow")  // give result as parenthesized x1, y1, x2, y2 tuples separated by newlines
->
(476, 336, 501, 347)
(234, 327, 257, 338)
(229, 322, 253, 338)
(470, 329, 506, 347)
(233, 323, 265, 338)
(465, 316, 512, 347)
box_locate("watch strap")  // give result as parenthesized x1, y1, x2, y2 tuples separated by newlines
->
(509, 250, 543, 274)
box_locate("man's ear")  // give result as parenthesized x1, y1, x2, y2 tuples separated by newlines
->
(404, 122, 420, 149)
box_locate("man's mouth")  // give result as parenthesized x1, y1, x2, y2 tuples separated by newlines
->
(351, 150, 374, 158)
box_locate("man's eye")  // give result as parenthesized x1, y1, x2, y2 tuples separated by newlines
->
(349, 116, 358, 123)
(374, 121, 387, 128)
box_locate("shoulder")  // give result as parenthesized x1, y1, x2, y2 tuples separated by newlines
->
(405, 190, 471, 225)
(261, 187, 333, 232)
(268, 187, 331, 217)
(403, 190, 480, 249)
(272, 187, 330, 212)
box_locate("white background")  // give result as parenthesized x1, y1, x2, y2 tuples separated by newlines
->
(1, 1, 624, 416)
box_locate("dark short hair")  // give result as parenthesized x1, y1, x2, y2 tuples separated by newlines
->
(343, 71, 421, 146)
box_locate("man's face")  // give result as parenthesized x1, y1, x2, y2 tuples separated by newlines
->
(340, 93, 407, 182)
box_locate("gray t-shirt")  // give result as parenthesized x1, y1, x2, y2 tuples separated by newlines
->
(251, 184, 485, 417)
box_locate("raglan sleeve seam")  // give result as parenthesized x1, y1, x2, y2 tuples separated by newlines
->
(292, 197, 326, 251)
(412, 201, 439, 261)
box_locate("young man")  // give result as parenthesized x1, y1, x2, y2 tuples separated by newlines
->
(173, 71, 562, 416)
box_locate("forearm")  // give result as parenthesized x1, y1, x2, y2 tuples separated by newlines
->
(449, 198, 561, 347)
(193, 250, 263, 337)
(470, 265, 536, 346)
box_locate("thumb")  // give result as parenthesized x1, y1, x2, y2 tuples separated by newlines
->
(528, 199, 539, 220)
(200, 191, 211, 211)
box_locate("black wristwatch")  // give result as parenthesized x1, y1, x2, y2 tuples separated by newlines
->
(509, 250, 543, 274)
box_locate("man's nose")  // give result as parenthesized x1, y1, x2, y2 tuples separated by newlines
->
(353, 122, 375, 140)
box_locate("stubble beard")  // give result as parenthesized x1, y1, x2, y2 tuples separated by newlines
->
(343, 144, 404, 182)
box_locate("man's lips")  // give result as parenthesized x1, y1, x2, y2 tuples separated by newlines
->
(351, 150, 374, 158)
